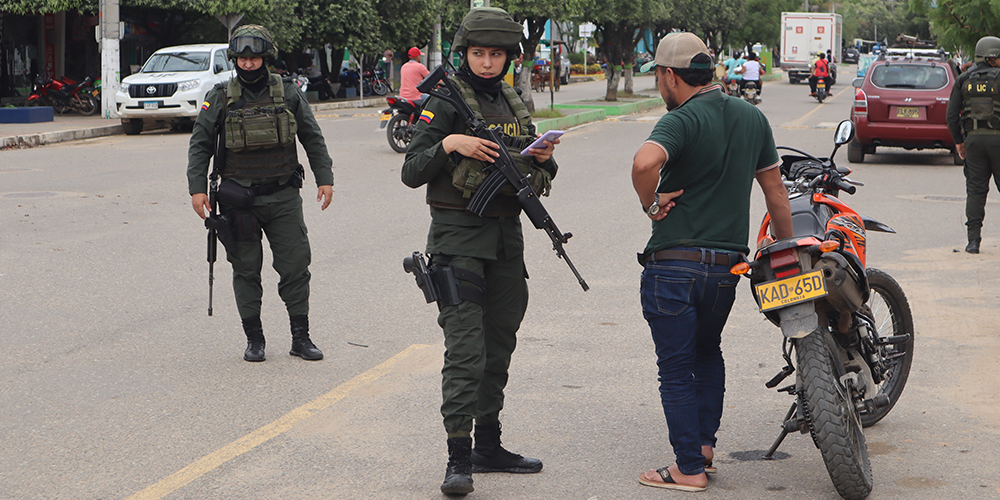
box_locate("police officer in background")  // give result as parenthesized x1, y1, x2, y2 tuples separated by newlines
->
(401, 7, 558, 496)
(947, 36, 1000, 254)
(188, 25, 333, 361)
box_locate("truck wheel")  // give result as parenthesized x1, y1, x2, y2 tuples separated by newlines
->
(121, 119, 143, 136)
(790, 77, 799, 85)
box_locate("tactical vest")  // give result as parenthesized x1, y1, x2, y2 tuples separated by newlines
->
(221, 76, 300, 179)
(426, 77, 552, 216)
(961, 66, 1000, 135)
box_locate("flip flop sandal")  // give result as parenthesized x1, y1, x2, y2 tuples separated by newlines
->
(638, 467, 708, 492)
(704, 461, 717, 474)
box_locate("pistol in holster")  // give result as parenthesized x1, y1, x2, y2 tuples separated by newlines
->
(403, 252, 485, 309)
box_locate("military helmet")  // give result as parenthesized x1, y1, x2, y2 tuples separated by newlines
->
(452, 7, 524, 58)
(975, 36, 1000, 62)
(228, 25, 278, 61)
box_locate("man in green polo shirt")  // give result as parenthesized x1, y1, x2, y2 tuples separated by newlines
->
(631, 32, 792, 492)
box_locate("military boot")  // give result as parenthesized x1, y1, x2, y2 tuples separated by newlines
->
(242, 316, 265, 362)
(966, 238, 982, 254)
(441, 437, 474, 496)
(289, 315, 323, 360)
(471, 421, 543, 473)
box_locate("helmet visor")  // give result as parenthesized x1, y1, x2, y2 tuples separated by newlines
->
(230, 35, 273, 56)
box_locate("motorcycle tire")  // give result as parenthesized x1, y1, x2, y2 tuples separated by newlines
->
(817, 92, 826, 103)
(796, 330, 873, 500)
(362, 81, 373, 97)
(77, 94, 98, 116)
(386, 113, 410, 154)
(858, 268, 914, 428)
(372, 79, 389, 96)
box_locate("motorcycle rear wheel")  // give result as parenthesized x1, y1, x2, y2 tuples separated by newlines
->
(796, 330, 873, 500)
(77, 94, 98, 116)
(859, 268, 914, 428)
(386, 113, 410, 153)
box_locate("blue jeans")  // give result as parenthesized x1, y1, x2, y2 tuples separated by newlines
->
(640, 249, 741, 475)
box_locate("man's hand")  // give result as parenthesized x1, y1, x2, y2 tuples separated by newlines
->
(956, 142, 966, 160)
(317, 185, 333, 210)
(191, 193, 211, 220)
(527, 137, 560, 163)
(648, 189, 684, 221)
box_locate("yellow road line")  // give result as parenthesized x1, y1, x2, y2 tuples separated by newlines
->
(125, 344, 433, 500)
(784, 84, 855, 129)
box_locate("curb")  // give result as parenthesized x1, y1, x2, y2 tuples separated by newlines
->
(553, 96, 664, 116)
(535, 109, 607, 133)
(1, 97, 386, 149)
(2, 124, 123, 149)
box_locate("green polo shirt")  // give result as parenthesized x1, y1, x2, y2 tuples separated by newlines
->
(640, 84, 779, 262)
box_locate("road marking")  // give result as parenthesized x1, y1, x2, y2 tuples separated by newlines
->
(782, 85, 855, 129)
(124, 344, 433, 500)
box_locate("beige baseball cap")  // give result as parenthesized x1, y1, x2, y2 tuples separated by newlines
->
(640, 32, 712, 73)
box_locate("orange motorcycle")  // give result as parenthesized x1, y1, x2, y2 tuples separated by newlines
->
(732, 120, 914, 500)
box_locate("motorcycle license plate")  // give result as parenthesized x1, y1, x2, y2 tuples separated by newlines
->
(380, 113, 391, 121)
(896, 106, 919, 118)
(143, 101, 159, 110)
(817, 83, 826, 90)
(755, 270, 827, 312)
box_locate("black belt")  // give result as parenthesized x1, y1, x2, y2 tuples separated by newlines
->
(644, 249, 740, 266)
(252, 181, 292, 196)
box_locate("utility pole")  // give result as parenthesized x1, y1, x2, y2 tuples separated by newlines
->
(99, 0, 120, 119)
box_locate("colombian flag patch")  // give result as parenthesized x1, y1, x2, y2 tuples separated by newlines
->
(200, 101, 210, 111)
(419, 110, 434, 124)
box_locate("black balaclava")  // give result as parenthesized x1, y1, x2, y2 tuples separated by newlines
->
(455, 54, 512, 97)
(236, 64, 268, 93)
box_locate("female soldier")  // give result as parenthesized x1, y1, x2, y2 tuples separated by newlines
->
(401, 7, 560, 496)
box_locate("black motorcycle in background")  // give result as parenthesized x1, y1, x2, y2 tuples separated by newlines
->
(380, 96, 424, 153)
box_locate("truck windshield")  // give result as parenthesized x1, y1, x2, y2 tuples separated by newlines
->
(141, 52, 210, 73)
(871, 64, 949, 89)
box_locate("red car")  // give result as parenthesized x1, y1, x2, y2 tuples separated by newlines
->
(849, 53, 961, 164)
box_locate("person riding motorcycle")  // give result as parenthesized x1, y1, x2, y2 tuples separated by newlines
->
(809, 52, 830, 96)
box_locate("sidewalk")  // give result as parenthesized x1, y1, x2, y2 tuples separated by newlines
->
(1, 76, 660, 148)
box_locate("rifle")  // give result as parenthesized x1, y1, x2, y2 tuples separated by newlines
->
(416, 65, 589, 291)
(204, 122, 226, 316)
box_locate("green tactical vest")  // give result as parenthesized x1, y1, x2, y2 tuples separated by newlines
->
(961, 66, 1000, 135)
(449, 77, 552, 199)
(221, 75, 300, 179)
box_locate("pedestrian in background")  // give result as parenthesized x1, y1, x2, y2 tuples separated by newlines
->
(631, 32, 792, 492)
(400, 46, 430, 104)
(187, 25, 333, 362)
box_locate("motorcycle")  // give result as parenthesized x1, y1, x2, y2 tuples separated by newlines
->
(742, 81, 760, 105)
(727, 79, 741, 97)
(363, 66, 391, 96)
(814, 76, 830, 103)
(732, 120, 914, 500)
(379, 96, 424, 153)
(27, 75, 98, 115)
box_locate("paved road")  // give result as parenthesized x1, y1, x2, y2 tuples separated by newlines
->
(1, 74, 998, 500)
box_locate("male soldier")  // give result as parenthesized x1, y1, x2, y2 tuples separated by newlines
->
(632, 32, 792, 492)
(188, 25, 333, 361)
(947, 36, 1000, 254)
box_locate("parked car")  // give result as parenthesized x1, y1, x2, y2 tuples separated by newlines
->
(843, 47, 860, 64)
(115, 44, 235, 135)
(849, 54, 961, 164)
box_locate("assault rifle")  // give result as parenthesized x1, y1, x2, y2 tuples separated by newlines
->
(204, 122, 228, 316)
(416, 65, 589, 291)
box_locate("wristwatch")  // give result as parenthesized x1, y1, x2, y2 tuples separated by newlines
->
(647, 192, 660, 217)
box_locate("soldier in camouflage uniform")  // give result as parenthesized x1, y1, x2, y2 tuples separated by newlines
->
(948, 36, 1000, 254)
(401, 7, 560, 496)
(188, 25, 333, 362)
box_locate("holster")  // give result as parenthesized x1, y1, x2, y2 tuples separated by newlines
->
(429, 255, 486, 309)
(205, 214, 236, 254)
(229, 208, 262, 242)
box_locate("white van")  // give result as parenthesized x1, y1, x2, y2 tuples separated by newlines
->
(115, 44, 235, 135)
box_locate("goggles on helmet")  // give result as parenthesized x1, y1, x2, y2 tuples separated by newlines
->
(229, 35, 273, 56)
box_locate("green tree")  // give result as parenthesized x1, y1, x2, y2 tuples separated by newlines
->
(910, 0, 994, 56)
(730, 0, 798, 53)
(495, 0, 574, 110)
(578, 0, 669, 100)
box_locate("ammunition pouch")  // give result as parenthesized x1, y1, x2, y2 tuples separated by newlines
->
(205, 214, 236, 255)
(217, 179, 255, 209)
(451, 143, 551, 199)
